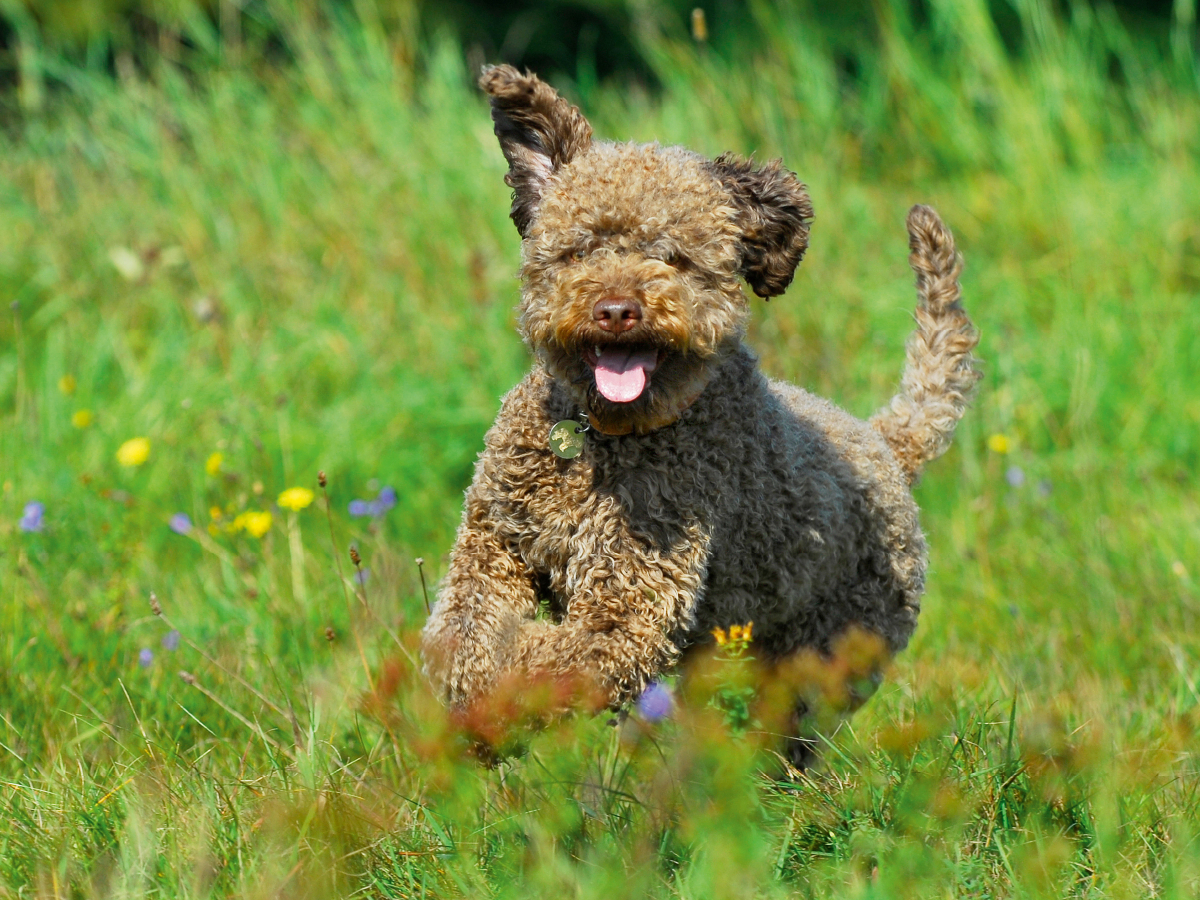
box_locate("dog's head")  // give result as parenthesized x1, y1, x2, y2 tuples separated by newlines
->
(481, 65, 813, 435)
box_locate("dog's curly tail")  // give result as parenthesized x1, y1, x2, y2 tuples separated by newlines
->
(871, 205, 981, 485)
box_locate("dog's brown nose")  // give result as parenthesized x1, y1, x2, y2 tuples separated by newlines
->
(593, 297, 643, 332)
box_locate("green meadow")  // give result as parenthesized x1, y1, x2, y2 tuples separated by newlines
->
(2, 0, 1199, 895)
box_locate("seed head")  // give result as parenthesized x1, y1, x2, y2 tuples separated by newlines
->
(325, 626, 336, 642)
(318, 471, 327, 488)
(150, 592, 162, 616)
(349, 546, 362, 566)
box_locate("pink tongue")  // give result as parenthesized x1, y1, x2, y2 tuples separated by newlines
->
(594, 347, 658, 403)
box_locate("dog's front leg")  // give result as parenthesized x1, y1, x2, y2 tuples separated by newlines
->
(420, 494, 541, 709)
(512, 521, 710, 708)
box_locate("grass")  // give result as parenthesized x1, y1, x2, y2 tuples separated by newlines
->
(1, 0, 1198, 895)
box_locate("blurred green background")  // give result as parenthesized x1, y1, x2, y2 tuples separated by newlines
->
(0, 0, 1194, 101)
(1, 0, 1198, 897)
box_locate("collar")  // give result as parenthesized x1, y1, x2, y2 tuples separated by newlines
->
(584, 387, 705, 436)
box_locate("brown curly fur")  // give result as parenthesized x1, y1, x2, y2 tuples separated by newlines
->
(421, 66, 980, 762)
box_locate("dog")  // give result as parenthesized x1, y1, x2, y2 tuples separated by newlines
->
(421, 65, 979, 765)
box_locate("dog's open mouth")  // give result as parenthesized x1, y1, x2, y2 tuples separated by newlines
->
(583, 345, 661, 403)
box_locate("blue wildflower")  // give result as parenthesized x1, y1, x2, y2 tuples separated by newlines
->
(169, 512, 192, 535)
(637, 681, 673, 722)
(162, 630, 180, 651)
(19, 501, 45, 533)
(1005, 466, 1025, 488)
(350, 486, 399, 518)
(138, 648, 154, 668)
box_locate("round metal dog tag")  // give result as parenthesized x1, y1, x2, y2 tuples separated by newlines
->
(549, 419, 586, 459)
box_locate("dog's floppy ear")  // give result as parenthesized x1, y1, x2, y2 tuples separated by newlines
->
(479, 65, 594, 238)
(708, 153, 813, 298)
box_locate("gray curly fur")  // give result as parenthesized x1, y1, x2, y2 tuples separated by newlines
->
(421, 66, 980, 764)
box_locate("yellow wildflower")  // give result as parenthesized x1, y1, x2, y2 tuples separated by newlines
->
(711, 627, 727, 646)
(986, 433, 1010, 454)
(233, 510, 272, 538)
(71, 409, 93, 429)
(58, 374, 76, 395)
(277, 487, 314, 511)
(209, 506, 223, 521)
(116, 437, 150, 467)
(205, 452, 223, 476)
(245, 511, 272, 537)
(744, 621, 753, 641)
(729, 624, 743, 642)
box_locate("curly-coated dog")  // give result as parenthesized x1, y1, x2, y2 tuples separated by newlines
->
(421, 65, 979, 764)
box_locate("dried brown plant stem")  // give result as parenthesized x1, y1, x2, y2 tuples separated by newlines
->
(319, 473, 375, 691)
(317, 478, 414, 666)
(346, 546, 414, 778)
(348, 546, 411, 657)
(416, 557, 431, 615)
(318, 480, 414, 783)
(153, 611, 289, 719)
(151, 590, 290, 719)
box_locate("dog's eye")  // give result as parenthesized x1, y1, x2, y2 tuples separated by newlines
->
(568, 249, 585, 263)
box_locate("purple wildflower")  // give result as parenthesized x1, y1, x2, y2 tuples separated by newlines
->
(19, 501, 45, 533)
(354, 568, 370, 587)
(169, 512, 192, 535)
(351, 486, 398, 518)
(1005, 466, 1025, 488)
(138, 648, 154, 668)
(637, 681, 673, 722)
(162, 630, 181, 651)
